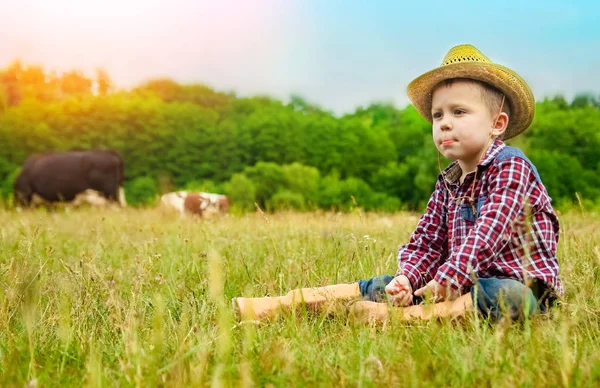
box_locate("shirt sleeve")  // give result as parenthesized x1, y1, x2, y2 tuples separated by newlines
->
(397, 179, 448, 290)
(434, 157, 533, 290)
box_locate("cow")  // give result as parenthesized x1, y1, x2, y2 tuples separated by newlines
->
(71, 189, 113, 208)
(160, 191, 229, 217)
(29, 189, 116, 209)
(199, 192, 230, 214)
(14, 150, 126, 208)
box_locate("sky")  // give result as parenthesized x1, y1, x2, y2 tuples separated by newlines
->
(1, 0, 599, 114)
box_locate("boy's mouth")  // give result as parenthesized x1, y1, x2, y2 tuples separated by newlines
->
(441, 139, 456, 146)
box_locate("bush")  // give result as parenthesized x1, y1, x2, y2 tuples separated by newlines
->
(243, 162, 285, 208)
(1, 167, 20, 200)
(124, 176, 158, 207)
(224, 173, 256, 212)
(370, 192, 402, 212)
(339, 177, 376, 211)
(183, 179, 222, 193)
(281, 163, 320, 208)
(316, 172, 343, 210)
(267, 190, 305, 211)
(316, 174, 382, 212)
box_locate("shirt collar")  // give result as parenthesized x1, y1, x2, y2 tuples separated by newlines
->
(442, 138, 506, 184)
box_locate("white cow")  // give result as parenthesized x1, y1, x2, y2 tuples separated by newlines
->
(160, 191, 229, 217)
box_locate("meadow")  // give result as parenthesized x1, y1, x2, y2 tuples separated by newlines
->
(0, 207, 599, 387)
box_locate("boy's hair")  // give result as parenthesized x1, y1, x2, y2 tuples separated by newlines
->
(433, 78, 512, 119)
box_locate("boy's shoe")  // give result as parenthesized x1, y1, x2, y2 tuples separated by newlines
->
(233, 283, 361, 321)
(232, 296, 285, 321)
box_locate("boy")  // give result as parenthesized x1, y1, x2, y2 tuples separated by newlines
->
(233, 44, 562, 323)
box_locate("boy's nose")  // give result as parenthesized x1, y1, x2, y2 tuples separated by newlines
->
(440, 120, 452, 131)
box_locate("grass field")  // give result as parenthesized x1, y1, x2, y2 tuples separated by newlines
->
(0, 207, 599, 387)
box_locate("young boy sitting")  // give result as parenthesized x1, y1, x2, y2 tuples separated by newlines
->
(232, 44, 563, 323)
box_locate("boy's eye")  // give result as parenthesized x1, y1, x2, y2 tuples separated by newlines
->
(454, 109, 465, 115)
(432, 112, 442, 119)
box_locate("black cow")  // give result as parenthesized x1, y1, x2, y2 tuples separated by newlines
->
(14, 150, 125, 207)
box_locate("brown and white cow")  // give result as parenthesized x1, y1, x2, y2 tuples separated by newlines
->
(199, 192, 230, 214)
(160, 191, 229, 217)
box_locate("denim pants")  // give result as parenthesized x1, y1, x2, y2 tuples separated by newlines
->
(358, 275, 548, 320)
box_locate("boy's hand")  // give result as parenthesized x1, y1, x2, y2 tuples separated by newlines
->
(414, 280, 460, 302)
(385, 275, 413, 306)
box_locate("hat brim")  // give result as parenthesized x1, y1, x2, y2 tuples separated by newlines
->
(406, 62, 535, 140)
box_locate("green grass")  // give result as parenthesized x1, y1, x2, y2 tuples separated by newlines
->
(0, 208, 599, 387)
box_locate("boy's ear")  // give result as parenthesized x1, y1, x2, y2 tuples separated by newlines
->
(491, 112, 509, 137)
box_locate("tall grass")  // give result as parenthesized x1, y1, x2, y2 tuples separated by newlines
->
(0, 208, 598, 386)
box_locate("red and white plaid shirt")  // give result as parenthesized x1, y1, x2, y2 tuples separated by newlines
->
(397, 138, 563, 297)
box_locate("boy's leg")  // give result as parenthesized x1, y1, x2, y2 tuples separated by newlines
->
(357, 275, 396, 302)
(472, 278, 538, 321)
(349, 278, 538, 324)
(232, 274, 398, 321)
(233, 283, 361, 321)
(349, 294, 474, 323)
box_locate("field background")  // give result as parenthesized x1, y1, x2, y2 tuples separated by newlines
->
(2, 1, 600, 386)
(1, 208, 598, 387)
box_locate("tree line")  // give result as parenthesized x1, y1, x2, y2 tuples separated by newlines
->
(1, 61, 599, 211)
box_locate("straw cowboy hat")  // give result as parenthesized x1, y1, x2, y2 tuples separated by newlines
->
(407, 44, 535, 140)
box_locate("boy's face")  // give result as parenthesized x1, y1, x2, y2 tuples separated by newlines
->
(431, 80, 501, 173)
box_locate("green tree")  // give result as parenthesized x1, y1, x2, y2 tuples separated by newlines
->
(124, 176, 158, 206)
(281, 163, 320, 207)
(224, 173, 256, 212)
(243, 162, 285, 208)
(571, 93, 598, 109)
(1, 62, 599, 212)
(59, 71, 93, 97)
(96, 68, 113, 95)
(268, 190, 305, 211)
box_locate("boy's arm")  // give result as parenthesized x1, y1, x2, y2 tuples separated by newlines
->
(397, 179, 448, 291)
(434, 157, 533, 291)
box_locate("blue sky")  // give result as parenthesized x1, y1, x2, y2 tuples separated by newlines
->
(1, 0, 598, 113)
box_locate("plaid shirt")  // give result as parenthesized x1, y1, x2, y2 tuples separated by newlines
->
(397, 138, 563, 297)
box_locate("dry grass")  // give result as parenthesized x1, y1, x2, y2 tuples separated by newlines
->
(0, 208, 599, 386)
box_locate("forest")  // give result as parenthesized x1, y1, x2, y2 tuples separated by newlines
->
(1, 61, 599, 211)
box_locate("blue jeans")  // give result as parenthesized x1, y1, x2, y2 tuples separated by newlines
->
(358, 275, 550, 321)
